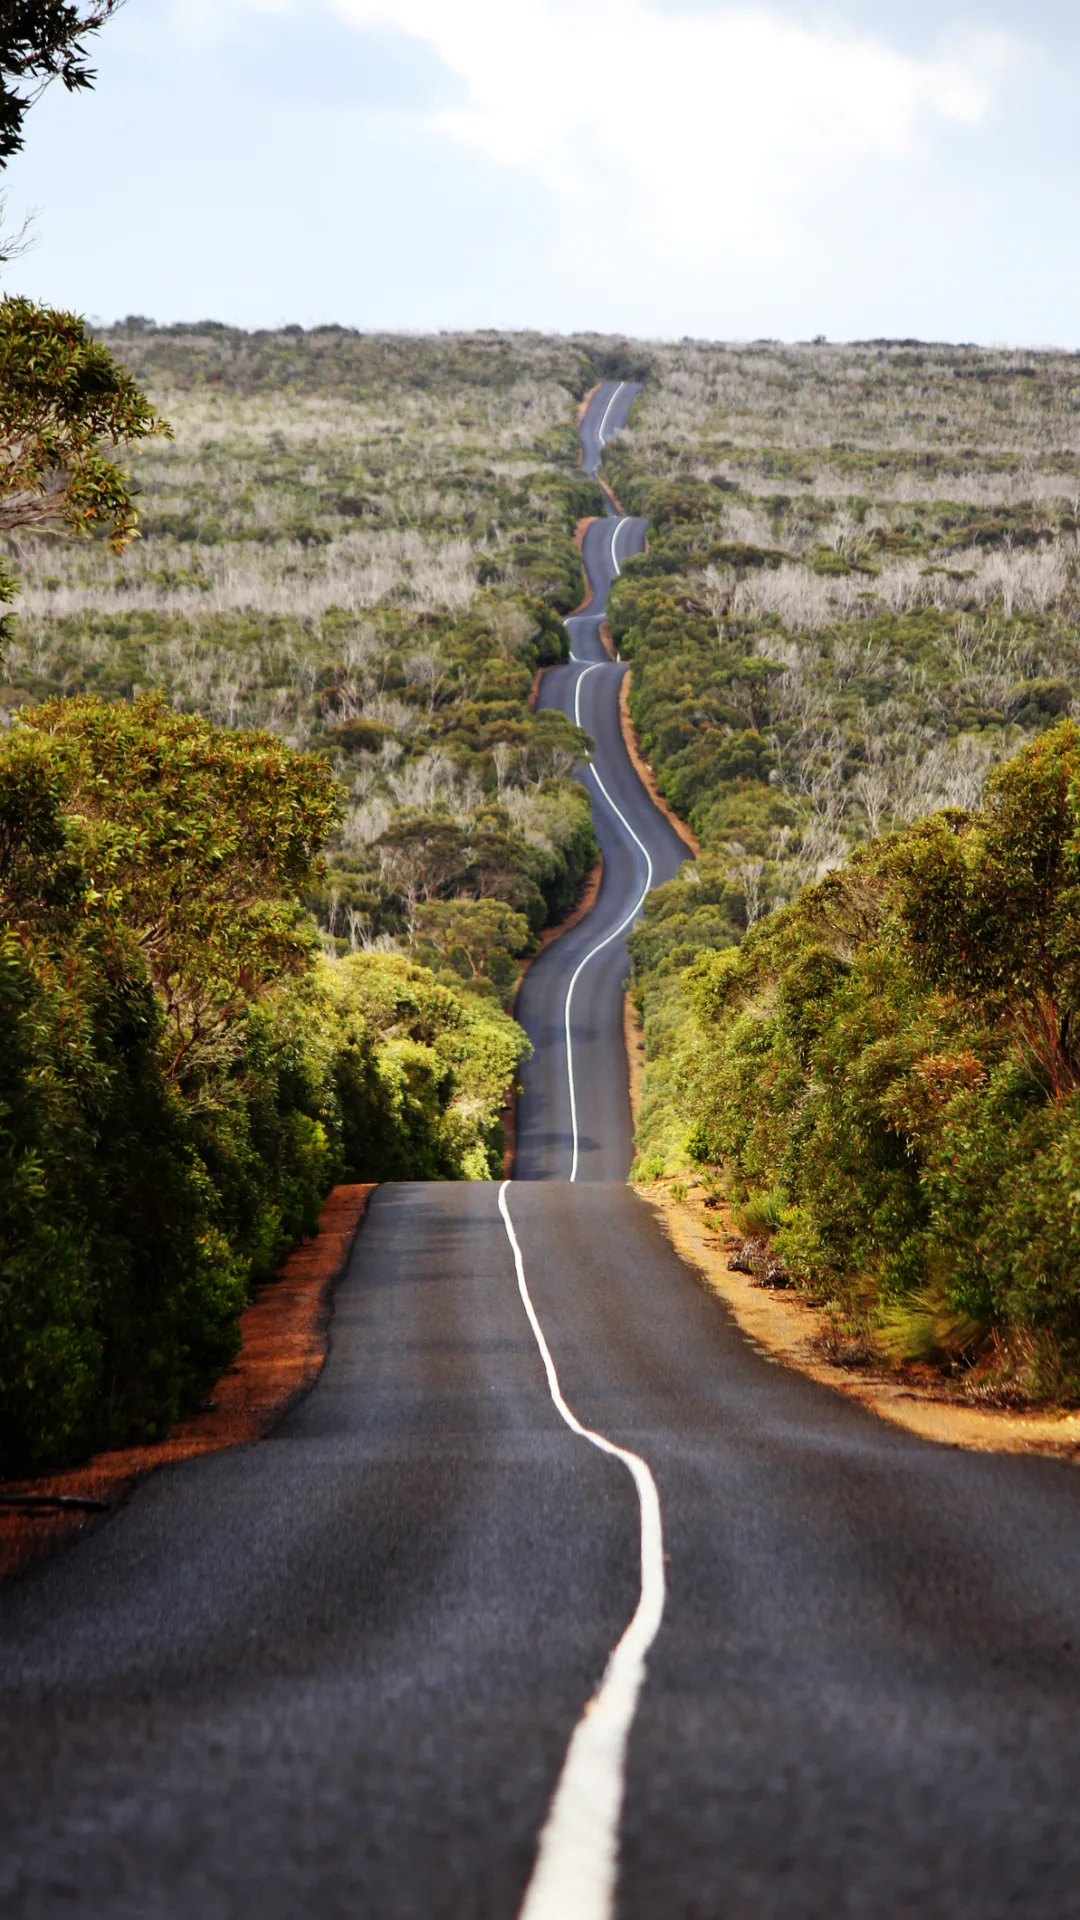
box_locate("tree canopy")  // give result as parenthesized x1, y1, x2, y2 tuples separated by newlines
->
(0, 295, 168, 565)
(0, 1, 120, 163)
(0, 696, 527, 1473)
(662, 721, 1080, 1406)
(20, 694, 343, 1080)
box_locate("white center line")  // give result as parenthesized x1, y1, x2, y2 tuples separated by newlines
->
(564, 663, 653, 1182)
(498, 1182, 666, 1920)
(596, 380, 626, 451)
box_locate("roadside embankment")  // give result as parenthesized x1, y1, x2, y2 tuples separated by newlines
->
(624, 993, 645, 1127)
(575, 382, 600, 430)
(568, 515, 599, 614)
(643, 1176, 1080, 1463)
(0, 1184, 375, 1582)
(618, 670, 701, 856)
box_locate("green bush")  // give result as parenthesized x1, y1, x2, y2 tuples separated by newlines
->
(0, 921, 246, 1470)
(673, 723, 1080, 1401)
(0, 699, 529, 1474)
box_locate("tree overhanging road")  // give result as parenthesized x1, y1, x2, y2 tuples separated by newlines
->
(5, 387, 1080, 1918)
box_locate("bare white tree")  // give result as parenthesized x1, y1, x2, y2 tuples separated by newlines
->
(727, 846, 767, 925)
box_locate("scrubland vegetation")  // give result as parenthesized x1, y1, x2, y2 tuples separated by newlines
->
(1, 324, 643, 1470)
(612, 340, 1080, 1402)
(13, 311, 1080, 1456)
(4, 324, 625, 986)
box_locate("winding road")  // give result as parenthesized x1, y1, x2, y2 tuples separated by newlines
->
(5, 386, 1080, 1918)
(515, 380, 688, 1183)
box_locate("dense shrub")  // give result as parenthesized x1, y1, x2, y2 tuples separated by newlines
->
(0, 917, 243, 1471)
(673, 724, 1080, 1401)
(612, 362, 1080, 1211)
(0, 699, 528, 1474)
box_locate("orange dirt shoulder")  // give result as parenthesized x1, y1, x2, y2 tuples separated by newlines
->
(643, 1178, 1080, 1463)
(624, 993, 645, 1129)
(0, 1183, 375, 1582)
(576, 383, 601, 432)
(619, 672, 701, 855)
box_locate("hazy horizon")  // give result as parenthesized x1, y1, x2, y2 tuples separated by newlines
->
(11, 0, 1080, 348)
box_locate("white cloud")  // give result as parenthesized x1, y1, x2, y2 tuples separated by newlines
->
(323, 0, 1012, 251)
(15, 0, 1060, 340)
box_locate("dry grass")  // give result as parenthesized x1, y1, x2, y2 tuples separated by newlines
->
(632, 339, 1080, 462)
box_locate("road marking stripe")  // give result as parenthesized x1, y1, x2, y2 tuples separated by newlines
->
(565, 663, 654, 1182)
(610, 516, 626, 576)
(596, 380, 626, 451)
(497, 1182, 666, 1920)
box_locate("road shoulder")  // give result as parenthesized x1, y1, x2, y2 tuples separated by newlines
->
(641, 1176, 1080, 1463)
(0, 1183, 375, 1581)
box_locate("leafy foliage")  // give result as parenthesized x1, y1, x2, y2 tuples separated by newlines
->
(411, 898, 531, 1005)
(0, 297, 168, 552)
(670, 725, 1080, 1403)
(0, 701, 528, 1474)
(0, 0, 119, 163)
(20, 694, 340, 1079)
(0, 330, 629, 1469)
(615, 343, 1080, 1211)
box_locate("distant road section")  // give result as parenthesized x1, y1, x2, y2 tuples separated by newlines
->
(514, 382, 690, 1180)
(578, 378, 634, 478)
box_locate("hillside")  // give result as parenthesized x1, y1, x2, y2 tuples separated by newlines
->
(604, 338, 1080, 1405)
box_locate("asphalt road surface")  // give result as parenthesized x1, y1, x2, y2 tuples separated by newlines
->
(515, 381, 690, 1181)
(5, 386, 1080, 1919)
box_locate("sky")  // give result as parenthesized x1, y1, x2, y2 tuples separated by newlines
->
(7, 0, 1080, 344)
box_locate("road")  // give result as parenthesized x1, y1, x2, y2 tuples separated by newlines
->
(5, 385, 1080, 1919)
(515, 380, 689, 1181)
